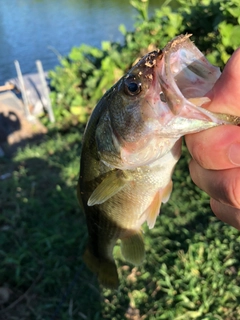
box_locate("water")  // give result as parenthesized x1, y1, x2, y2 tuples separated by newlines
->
(0, 0, 174, 85)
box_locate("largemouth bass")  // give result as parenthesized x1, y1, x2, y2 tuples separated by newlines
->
(78, 34, 240, 288)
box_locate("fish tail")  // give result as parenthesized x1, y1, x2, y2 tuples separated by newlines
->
(83, 247, 100, 274)
(98, 258, 119, 289)
(83, 247, 119, 289)
(120, 230, 145, 265)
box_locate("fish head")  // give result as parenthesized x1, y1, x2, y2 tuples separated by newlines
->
(96, 35, 228, 169)
(96, 49, 172, 168)
(107, 49, 165, 141)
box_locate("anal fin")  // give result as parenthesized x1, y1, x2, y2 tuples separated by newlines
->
(121, 230, 145, 265)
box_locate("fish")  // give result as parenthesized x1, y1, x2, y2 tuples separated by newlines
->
(77, 34, 240, 289)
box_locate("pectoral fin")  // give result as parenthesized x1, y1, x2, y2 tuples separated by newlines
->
(87, 170, 132, 206)
(121, 230, 145, 265)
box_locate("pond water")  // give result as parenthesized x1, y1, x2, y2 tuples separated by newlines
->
(0, 0, 177, 85)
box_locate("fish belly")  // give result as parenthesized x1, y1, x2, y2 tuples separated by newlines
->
(83, 141, 181, 288)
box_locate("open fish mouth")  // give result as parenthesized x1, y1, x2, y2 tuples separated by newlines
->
(157, 34, 224, 123)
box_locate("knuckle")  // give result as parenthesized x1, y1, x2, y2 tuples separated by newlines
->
(191, 143, 210, 169)
(228, 174, 240, 209)
(188, 159, 201, 187)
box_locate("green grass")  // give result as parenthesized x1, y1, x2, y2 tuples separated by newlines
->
(1, 129, 240, 320)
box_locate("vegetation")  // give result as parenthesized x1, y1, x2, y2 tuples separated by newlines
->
(1, 0, 240, 319)
(49, 0, 240, 126)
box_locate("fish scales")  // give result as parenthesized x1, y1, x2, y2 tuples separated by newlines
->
(78, 34, 240, 288)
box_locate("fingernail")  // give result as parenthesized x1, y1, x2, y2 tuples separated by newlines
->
(228, 143, 240, 166)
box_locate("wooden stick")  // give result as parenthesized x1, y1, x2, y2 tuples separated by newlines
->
(14, 60, 32, 119)
(0, 83, 15, 92)
(36, 60, 55, 123)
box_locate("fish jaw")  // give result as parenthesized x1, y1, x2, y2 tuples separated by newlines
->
(154, 34, 235, 135)
(160, 34, 221, 103)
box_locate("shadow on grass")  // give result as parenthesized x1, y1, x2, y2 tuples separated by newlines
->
(0, 128, 105, 320)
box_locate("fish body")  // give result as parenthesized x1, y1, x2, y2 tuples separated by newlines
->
(78, 35, 240, 288)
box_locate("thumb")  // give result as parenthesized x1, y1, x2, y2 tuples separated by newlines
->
(206, 48, 240, 116)
(185, 49, 240, 170)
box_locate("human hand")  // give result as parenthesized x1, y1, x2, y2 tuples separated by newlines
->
(185, 48, 240, 230)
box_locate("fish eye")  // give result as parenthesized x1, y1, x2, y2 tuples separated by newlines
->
(124, 77, 141, 96)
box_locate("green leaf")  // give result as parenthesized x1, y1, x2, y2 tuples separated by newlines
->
(70, 106, 81, 115)
(219, 21, 234, 47)
(230, 25, 240, 48)
(101, 41, 111, 52)
(119, 24, 127, 35)
(69, 47, 83, 61)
